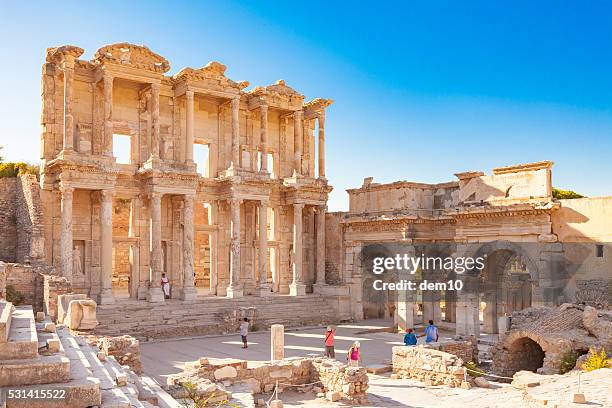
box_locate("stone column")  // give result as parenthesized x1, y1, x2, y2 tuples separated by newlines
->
(62, 56, 76, 152)
(258, 200, 271, 296)
(103, 73, 114, 157)
(231, 97, 240, 169)
(185, 90, 194, 164)
(60, 186, 74, 279)
(317, 111, 326, 178)
(149, 82, 161, 160)
(180, 195, 197, 300)
(271, 324, 285, 361)
(147, 192, 164, 302)
(293, 110, 303, 175)
(314, 205, 326, 287)
(227, 198, 243, 298)
(99, 190, 115, 304)
(260, 104, 268, 173)
(209, 201, 219, 295)
(289, 203, 305, 296)
(128, 196, 140, 300)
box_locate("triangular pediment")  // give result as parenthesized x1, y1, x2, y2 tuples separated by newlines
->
(93, 43, 170, 73)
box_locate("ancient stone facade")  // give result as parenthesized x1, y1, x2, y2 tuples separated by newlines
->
(38, 43, 333, 305)
(328, 161, 612, 337)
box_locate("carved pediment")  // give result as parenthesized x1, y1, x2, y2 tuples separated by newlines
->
(46, 45, 84, 63)
(92, 43, 170, 73)
(304, 97, 334, 111)
(173, 61, 249, 89)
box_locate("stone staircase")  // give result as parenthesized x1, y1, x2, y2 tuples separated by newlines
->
(96, 294, 340, 340)
(0, 300, 181, 408)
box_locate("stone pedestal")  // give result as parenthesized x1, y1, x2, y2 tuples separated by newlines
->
(258, 284, 272, 297)
(226, 286, 243, 299)
(98, 289, 115, 306)
(179, 286, 198, 301)
(147, 287, 165, 303)
(289, 283, 306, 296)
(271, 324, 284, 361)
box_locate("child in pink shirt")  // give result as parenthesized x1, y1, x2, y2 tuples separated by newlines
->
(347, 341, 361, 367)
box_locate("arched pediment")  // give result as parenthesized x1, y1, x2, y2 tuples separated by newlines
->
(93, 43, 170, 73)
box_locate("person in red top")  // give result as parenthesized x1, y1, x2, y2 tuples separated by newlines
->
(324, 326, 336, 358)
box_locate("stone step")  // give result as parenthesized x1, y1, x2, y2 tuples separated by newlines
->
(139, 376, 183, 408)
(5, 378, 101, 408)
(0, 306, 38, 360)
(0, 301, 14, 343)
(0, 354, 70, 387)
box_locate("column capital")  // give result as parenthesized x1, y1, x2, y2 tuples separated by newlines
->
(185, 89, 194, 100)
(317, 110, 325, 126)
(149, 191, 163, 202)
(60, 185, 74, 195)
(294, 109, 303, 119)
(231, 96, 240, 107)
(260, 198, 270, 207)
(151, 81, 161, 92)
(100, 189, 114, 202)
(293, 202, 305, 210)
(260, 104, 268, 114)
(230, 197, 244, 206)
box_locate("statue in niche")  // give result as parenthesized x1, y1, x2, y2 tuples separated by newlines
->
(73, 245, 83, 275)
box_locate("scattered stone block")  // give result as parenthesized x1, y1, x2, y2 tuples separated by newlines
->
(460, 381, 471, 389)
(270, 400, 283, 408)
(214, 365, 238, 380)
(46, 338, 60, 353)
(97, 351, 107, 361)
(35, 311, 45, 322)
(572, 393, 586, 404)
(474, 376, 491, 388)
(65, 298, 99, 330)
(44, 322, 56, 333)
(115, 372, 128, 387)
(327, 391, 341, 401)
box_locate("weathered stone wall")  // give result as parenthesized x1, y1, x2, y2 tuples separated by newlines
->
(0, 175, 45, 264)
(392, 345, 467, 387)
(97, 335, 143, 374)
(168, 356, 369, 403)
(3, 262, 44, 310)
(0, 262, 6, 299)
(0, 178, 18, 262)
(44, 274, 73, 321)
(434, 337, 478, 364)
(325, 212, 344, 284)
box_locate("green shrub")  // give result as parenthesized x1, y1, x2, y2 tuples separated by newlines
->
(464, 360, 485, 377)
(552, 187, 584, 199)
(559, 350, 579, 374)
(6, 285, 25, 305)
(0, 162, 39, 179)
(583, 347, 610, 372)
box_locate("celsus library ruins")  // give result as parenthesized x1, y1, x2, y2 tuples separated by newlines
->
(0, 42, 610, 408)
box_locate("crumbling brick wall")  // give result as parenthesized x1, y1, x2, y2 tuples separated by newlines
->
(15, 174, 45, 263)
(392, 345, 467, 387)
(3, 262, 44, 310)
(325, 212, 345, 284)
(98, 335, 143, 374)
(435, 337, 478, 364)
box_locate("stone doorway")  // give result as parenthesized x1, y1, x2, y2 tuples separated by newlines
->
(360, 244, 395, 320)
(477, 248, 534, 334)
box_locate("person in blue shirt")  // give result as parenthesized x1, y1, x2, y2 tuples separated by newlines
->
(422, 320, 439, 343)
(403, 328, 417, 346)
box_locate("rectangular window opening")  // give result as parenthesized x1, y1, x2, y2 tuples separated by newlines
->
(113, 134, 131, 164)
(194, 143, 210, 177)
(267, 153, 274, 178)
(596, 244, 604, 258)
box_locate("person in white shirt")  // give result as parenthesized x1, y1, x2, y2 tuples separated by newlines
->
(240, 318, 249, 349)
(161, 273, 170, 299)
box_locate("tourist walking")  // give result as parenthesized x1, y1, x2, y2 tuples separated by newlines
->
(161, 273, 170, 299)
(347, 341, 362, 367)
(422, 320, 439, 343)
(403, 328, 418, 346)
(324, 326, 336, 358)
(240, 318, 249, 349)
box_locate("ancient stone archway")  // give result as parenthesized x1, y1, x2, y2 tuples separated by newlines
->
(469, 241, 538, 334)
(507, 337, 545, 373)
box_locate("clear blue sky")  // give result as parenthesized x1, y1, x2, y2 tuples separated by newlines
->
(1, 1, 611, 210)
